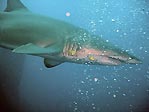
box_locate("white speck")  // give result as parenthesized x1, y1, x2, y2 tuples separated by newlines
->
(106, 40, 109, 42)
(78, 89, 81, 93)
(113, 94, 117, 98)
(85, 91, 89, 94)
(81, 81, 85, 84)
(146, 75, 149, 79)
(93, 107, 96, 109)
(92, 103, 95, 106)
(129, 104, 133, 107)
(123, 93, 126, 96)
(116, 29, 119, 32)
(74, 107, 78, 111)
(39, 68, 43, 71)
(74, 101, 77, 105)
(91, 88, 94, 90)
(129, 66, 133, 69)
(128, 79, 131, 82)
(90, 20, 94, 24)
(145, 50, 148, 53)
(139, 47, 143, 50)
(94, 78, 98, 82)
(123, 33, 127, 36)
(114, 78, 117, 81)
(99, 20, 103, 23)
(103, 76, 108, 80)
(66, 12, 71, 17)
(111, 19, 115, 22)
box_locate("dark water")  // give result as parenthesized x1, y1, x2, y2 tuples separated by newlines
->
(0, 0, 149, 112)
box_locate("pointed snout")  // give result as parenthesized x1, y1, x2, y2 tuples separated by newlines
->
(126, 56, 142, 64)
(108, 51, 142, 65)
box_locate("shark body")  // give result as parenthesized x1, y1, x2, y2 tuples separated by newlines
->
(0, 0, 141, 68)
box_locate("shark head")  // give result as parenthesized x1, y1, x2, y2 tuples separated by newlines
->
(62, 30, 141, 66)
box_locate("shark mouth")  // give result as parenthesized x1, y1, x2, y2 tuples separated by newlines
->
(62, 42, 141, 66)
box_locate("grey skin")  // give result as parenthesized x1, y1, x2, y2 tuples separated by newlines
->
(0, 0, 141, 68)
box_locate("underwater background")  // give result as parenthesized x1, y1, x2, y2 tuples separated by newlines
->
(0, 0, 149, 112)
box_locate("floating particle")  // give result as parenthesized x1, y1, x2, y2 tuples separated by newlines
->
(129, 66, 133, 69)
(74, 101, 77, 105)
(39, 68, 43, 71)
(78, 89, 81, 93)
(92, 93, 95, 96)
(93, 107, 96, 109)
(81, 81, 85, 84)
(113, 78, 117, 81)
(139, 47, 143, 50)
(91, 88, 94, 90)
(123, 33, 127, 36)
(66, 12, 71, 17)
(116, 29, 119, 32)
(106, 40, 109, 42)
(81, 92, 84, 95)
(113, 94, 117, 98)
(146, 75, 149, 79)
(111, 19, 115, 22)
(98, 20, 103, 23)
(128, 79, 131, 82)
(122, 93, 126, 96)
(94, 78, 98, 82)
(74, 107, 78, 111)
(103, 76, 108, 80)
(92, 103, 95, 106)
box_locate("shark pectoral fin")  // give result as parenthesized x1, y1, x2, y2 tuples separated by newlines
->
(5, 0, 29, 12)
(44, 58, 62, 68)
(12, 43, 50, 54)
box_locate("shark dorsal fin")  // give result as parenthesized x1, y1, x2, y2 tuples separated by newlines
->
(5, 0, 28, 12)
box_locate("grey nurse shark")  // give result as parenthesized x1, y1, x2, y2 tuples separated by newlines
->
(0, 0, 141, 68)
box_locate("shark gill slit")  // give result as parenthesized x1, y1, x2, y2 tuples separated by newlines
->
(63, 41, 79, 57)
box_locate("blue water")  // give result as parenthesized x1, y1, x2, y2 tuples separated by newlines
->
(0, 0, 149, 112)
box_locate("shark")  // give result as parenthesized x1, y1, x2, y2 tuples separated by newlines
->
(0, 0, 141, 68)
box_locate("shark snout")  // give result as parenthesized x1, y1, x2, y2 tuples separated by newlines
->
(108, 52, 142, 64)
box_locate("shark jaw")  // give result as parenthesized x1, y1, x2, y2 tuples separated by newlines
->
(62, 42, 142, 66)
